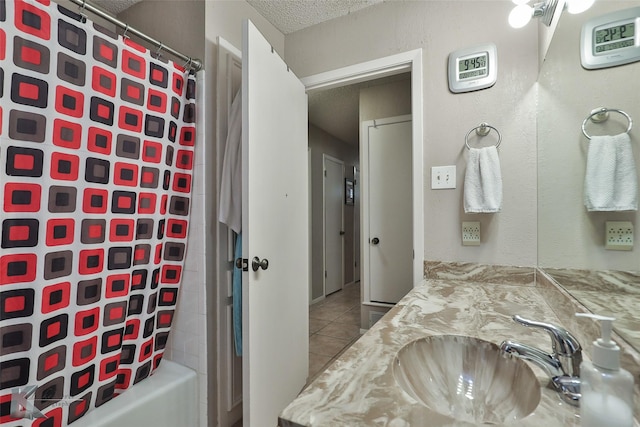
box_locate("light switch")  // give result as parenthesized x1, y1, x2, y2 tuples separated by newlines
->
(431, 166, 456, 189)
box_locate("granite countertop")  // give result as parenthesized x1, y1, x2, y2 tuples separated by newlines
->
(280, 279, 587, 427)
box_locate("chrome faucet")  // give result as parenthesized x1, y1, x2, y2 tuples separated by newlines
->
(500, 315, 582, 406)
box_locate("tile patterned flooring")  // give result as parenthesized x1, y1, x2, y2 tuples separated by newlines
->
(307, 281, 362, 385)
(231, 282, 361, 427)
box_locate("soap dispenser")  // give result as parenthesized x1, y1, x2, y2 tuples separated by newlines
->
(575, 313, 634, 427)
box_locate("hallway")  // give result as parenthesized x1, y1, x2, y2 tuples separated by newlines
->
(307, 281, 362, 384)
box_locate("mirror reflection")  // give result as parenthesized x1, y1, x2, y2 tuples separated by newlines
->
(537, 1, 640, 351)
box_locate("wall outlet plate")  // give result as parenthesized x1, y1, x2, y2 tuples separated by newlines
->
(462, 221, 480, 246)
(605, 221, 633, 250)
(431, 165, 456, 189)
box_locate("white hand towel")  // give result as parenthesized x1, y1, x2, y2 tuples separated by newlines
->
(464, 146, 503, 213)
(584, 133, 638, 212)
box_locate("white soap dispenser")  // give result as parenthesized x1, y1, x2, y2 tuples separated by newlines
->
(575, 313, 635, 427)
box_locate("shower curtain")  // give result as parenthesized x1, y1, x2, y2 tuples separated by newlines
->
(0, 1, 197, 425)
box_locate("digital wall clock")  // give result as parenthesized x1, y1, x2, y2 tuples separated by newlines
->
(448, 43, 497, 93)
(581, 6, 640, 69)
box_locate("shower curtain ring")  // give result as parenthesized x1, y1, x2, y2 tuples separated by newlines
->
(79, 0, 87, 22)
(183, 57, 193, 70)
(156, 42, 164, 58)
(122, 24, 130, 39)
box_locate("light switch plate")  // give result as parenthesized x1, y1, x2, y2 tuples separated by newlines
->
(431, 166, 456, 189)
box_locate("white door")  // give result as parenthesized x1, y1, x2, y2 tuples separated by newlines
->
(366, 116, 413, 304)
(324, 155, 344, 295)
(242, 20, 309, 425)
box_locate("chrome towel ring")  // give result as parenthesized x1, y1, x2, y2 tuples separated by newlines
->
(581, 108, 633, 140)
(465, 123, 502, 150)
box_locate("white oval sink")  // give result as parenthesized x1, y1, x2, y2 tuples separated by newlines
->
(392, 335, 541, 425)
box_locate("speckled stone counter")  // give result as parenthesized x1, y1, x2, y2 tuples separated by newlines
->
(279, 278, 639, 427)
(542, 267, 640, 350)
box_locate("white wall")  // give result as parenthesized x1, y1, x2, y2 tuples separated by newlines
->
(309, 125, 358, 301)
(359, 78, 411, 122)
(285, 1, 539, 268)
(538, 1, 640, 271)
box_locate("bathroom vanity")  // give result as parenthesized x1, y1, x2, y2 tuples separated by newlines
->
(279, 270, 640, 426)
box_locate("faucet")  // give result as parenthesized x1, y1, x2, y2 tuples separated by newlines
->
(500, 315, 582, 406)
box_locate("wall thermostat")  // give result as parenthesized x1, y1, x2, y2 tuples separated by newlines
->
(448, 43, 497, 93)
(581, 6, 640, 69)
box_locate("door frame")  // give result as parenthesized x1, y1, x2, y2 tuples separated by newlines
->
(302, 49, 424, 298)
(323, 154, 345, 296)
(215, 36, 243, 427)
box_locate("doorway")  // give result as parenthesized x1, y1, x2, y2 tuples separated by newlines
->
(304, 49, 424, 330)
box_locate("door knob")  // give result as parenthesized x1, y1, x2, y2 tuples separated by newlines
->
(235, 257, 248, 271)
(371, 237, 380, 245)
(339, 231, 345, 235)
(252, 256, 269, 271)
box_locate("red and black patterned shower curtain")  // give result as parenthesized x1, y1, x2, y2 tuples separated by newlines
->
(0, 0, 197, 425)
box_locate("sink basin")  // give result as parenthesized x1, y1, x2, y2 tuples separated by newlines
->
(392, 335, 541, 425)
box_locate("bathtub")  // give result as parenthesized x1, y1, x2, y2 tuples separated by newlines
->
(73, 360, 197, 427)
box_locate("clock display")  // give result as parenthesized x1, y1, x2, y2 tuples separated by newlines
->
(595, 22, 635, 53)
(458, 53, 488, 80)
(448, 43, 497, 93)
(580, 6, 640, 69)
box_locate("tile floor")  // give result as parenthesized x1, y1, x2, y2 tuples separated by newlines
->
(231, 282, 361, 427)
(307, 281, 362, 385)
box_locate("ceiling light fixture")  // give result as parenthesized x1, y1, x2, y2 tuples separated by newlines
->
(566, 0, 596, 14)
(508, 0, 559, 28)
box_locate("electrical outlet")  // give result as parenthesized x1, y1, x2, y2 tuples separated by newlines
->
(605, 221, 633, 251)
(431, 166, 456, 189)
(462, 221, 480, 246)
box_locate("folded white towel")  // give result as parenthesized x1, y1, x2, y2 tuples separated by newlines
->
(464, 146, 503, 213)
(584, 133, 638, 212)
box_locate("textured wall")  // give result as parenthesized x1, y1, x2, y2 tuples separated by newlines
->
(118, 0, 205, 62)
(285, 1, 539, 268)
(538, 1, 640, 271)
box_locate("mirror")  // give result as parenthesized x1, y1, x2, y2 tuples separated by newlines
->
(537, 1, 640, 351)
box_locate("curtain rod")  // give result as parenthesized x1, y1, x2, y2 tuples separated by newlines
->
(66, 0, 203, 72)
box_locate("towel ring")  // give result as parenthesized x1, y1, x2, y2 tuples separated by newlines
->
(581, 108, 633, 140)
(465, 123, 502, 150)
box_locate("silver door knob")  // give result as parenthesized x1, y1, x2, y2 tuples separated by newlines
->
(371, 237, 380, 245)
(252, 257, 269, 271)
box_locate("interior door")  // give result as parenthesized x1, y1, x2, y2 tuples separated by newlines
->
(324, 155, 344, 295)
(367, 117, 413, 303)
(242, 20, 309, 425)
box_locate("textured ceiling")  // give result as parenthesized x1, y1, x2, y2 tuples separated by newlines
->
(247, 0, 384, 34)
(92, 0, 143, 15)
